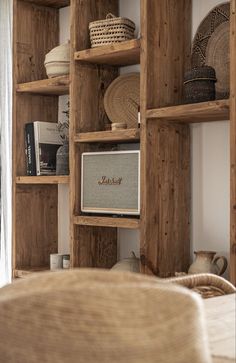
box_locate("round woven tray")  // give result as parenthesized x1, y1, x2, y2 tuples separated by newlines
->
(191, 2, 229, 99)
(104, 73, 140, 128)
(205, 22, 229, 99)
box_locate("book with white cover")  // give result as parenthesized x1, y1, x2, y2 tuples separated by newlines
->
(33, 121, 62, 176)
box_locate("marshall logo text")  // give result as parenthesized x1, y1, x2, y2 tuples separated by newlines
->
(98, 176, 122, 186)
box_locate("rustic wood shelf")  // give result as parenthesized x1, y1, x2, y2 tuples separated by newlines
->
(12, 0, 236, 284)
(16, 176, 69, 184)
(23, 0, 70, 8)
(74, 216, 140, 229)
(14, 267, 50, 278)
(17, 76, 70, 96)
(74, 39, 140, 66)
(146, 99, 229, 123)
(74, 128, 140, 143)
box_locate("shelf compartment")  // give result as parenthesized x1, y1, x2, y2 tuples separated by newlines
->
(23, 0, 70, 8)
(146, 99, 229, 123)
(16, 176, 69, 184)
(74, 128, 140, 143)
(14, 267, 50, 278)
(74, 216, 140, 229)
(16, 76, 70, 96)
(74, 39, 140, 66)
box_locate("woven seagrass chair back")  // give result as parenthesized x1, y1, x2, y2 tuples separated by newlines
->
(0, 269, 212, 363)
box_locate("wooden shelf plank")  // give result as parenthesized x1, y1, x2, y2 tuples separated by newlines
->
(14, 267, 50, 278)
(74, 128, 140, 143)
(74, 39, 140, 66)
(23, 0, 70, 8)
(74, 216, 140, 229)
(16, 176, 69, 184)
(146, 99, 229, 123)
(17, 76, 70, 96)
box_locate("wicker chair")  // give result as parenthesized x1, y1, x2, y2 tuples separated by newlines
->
(0, 269, 212, 363)
(163, 273, 236, 299)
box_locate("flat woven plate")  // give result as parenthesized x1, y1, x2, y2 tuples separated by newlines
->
(104, 73, 140, 128)
(191, 2, 229, 99)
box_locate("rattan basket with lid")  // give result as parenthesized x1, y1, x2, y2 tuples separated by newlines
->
(89, 13, 135, 48)
(183, 66, 217, 104)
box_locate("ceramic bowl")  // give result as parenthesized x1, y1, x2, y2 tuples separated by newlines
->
(44, 42, 70, 78)
(45, 61, 70, 78)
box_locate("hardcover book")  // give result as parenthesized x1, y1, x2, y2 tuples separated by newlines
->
(25, 121, 62, 176)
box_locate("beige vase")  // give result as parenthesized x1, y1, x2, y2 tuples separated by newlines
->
(188, 251, 227, 276)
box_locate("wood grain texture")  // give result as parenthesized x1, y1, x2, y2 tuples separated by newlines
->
(12, 1, 60, 275)
(141, 121, 191, 277)
(14, 267, 50, 278)
(74, 129, 140, 143)
(74, 39, 140, 66)
(22, 0, 70, 8)
(74, 216, 140, 229)
(70, 0, 119, 268)
(146, 99, 229, 123)
(143, 0, 192, 109)
(16, 1, 59, 83)
(15, 185, 58, 269)
(16, 176, 69, 184)
(140, 0, 191, 276)
(230, 0, 236, 285)
(17, 76, 70, 95)
(72, 226, 117, 268)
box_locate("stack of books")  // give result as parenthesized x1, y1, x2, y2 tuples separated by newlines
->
(25, 121, 62, 176)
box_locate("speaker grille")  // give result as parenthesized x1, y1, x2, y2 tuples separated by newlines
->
(82, 151, 140, 215)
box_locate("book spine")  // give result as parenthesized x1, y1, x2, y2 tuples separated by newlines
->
(25, 123, 36, 176)
(34, 122, 41, 176)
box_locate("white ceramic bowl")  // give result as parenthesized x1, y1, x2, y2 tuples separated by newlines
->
(44, 42, 70, 78)
(45, 61, 70, 78)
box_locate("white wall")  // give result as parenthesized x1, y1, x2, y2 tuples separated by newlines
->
(59, 0, 230, 273)
(191, 0, 230, 276)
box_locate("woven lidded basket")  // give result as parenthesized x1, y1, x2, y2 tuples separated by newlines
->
(183, 66, 217, 104)
(89, 13, 135, 48)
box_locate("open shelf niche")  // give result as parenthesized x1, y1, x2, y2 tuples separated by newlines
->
(12, 0, 70, 276)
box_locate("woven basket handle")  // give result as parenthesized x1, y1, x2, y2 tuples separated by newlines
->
(104, 13, 116, 33)
(213, 256, 228, 276)
(106, 13, 116, 19)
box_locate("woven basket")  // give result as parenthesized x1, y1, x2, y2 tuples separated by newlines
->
(104, 72, 140, 128)
(165, 273, 236, 299)
(183, 66, 216, 104)
(89, 13, 135, 48)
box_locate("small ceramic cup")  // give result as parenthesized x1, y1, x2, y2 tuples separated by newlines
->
(50, 253, 63, 271)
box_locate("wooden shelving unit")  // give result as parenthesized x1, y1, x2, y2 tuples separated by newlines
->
(146, 99, 229, 123)
(74, 39, 140, 66)
(12, 0, 236, 284)
(74, 216, 140, 229)
(74, 129, 140, 143)
(12, 0, 69, 276)
(16, 176, 69, 184)
(14, 267, 50, 278)
(17, 76, 70, 96)
(23, 0, 69, 7)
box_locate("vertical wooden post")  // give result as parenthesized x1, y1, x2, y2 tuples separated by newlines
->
(69, 0, 118, 268)
(230, 0, 236, 285)
(140, 0, 192, 276)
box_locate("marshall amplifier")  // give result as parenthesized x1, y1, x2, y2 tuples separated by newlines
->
(81, 150, 140, 215)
